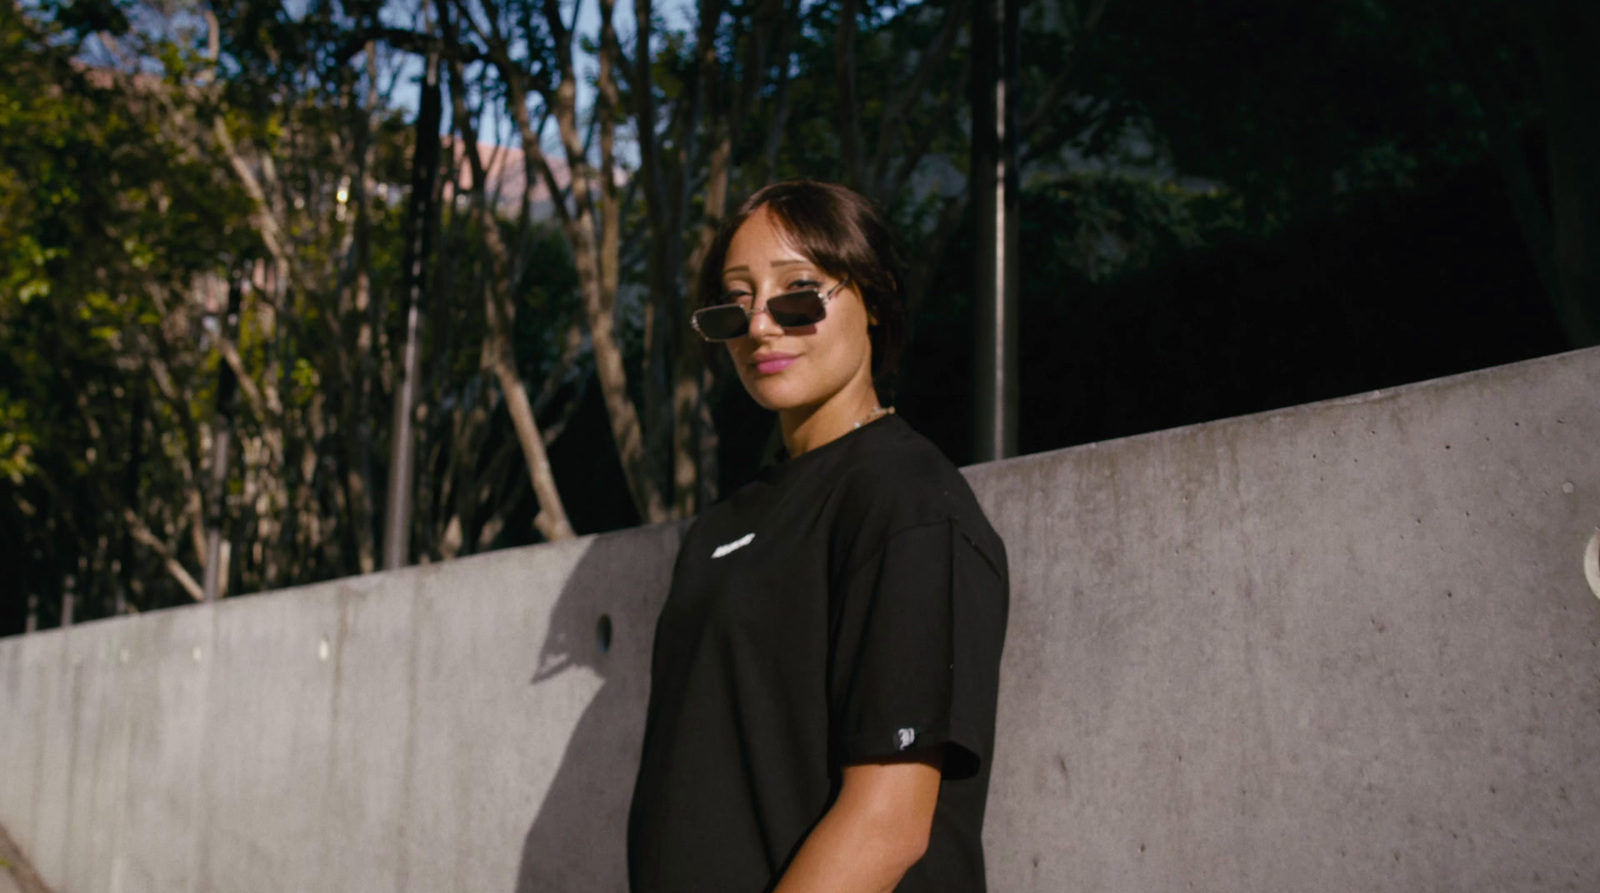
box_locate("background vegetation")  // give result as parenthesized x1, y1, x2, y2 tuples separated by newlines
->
(2, 0, 1594, 631)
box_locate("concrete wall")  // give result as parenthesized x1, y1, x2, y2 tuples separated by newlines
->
(3, 348, 1598, 892)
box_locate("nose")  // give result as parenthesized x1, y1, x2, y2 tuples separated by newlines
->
(745, 298, 784, 339)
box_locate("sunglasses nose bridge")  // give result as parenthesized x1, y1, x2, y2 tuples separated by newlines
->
(745, 302, 785, 338)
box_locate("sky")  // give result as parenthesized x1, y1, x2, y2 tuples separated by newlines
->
(382, 0, 670, 156)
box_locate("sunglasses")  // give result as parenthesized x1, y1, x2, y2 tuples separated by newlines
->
(691, 277, 852, 342)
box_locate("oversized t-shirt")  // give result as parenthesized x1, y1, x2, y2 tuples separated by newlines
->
(627, 415, 1009, 893)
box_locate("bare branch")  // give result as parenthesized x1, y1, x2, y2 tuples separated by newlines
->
(217, 338, 268, 427)
(539, 0, 667, 523)
(124, 509, 205, 601)
(452, 75, 576, 540)
(835, 0, 863, 187)
(889, 51, 971, 198)
(211, 118, 293, 271)
(869, 0, 968, 198)
(1022, 0, 1108, 130)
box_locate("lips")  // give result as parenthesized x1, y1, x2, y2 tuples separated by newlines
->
(753, 352, 798, 374)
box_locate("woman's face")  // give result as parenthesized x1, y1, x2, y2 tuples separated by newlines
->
(719, 207, 876, 415)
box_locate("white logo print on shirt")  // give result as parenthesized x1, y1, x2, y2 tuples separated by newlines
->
(711, 533, 755, 559)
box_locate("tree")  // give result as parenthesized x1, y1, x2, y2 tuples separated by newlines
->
(422, 0, 1122, 522)
(1, 0, 251, 614)
(1, 0, 599, 624)
(1436, 0, 1600, 346)
(1091, 0, 1599, 346)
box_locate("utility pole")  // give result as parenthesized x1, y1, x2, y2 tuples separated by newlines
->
(383, 44, 443, 571)
(971, 0, 1020, 461)
(202, 271, 243, 601)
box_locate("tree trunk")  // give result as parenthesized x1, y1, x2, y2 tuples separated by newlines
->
(345, 44, 379, 574)
(487, 346, 574, 541)
(446, 51, 576, 542)
(835, 0, 863, 187)
(1436, 1, 1594, 348)
(630, 0, 691, 516)
(1529, 0, 1600, 346)
(541, 0, 669, 524)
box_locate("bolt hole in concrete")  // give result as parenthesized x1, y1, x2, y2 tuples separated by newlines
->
(596, 614, 614, 653)
(1585, 529, 1600, 601)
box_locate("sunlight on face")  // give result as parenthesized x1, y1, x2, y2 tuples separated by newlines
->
(720, 208, 876, 418)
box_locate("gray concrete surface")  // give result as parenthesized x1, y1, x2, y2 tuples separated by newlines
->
(0, 819, 52, 893)
(2, 347, 1598, 892)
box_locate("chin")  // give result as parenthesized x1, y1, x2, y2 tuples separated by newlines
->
(739, 373, 817, 413)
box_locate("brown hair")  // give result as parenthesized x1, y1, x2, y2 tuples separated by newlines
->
(697, 180, 910, 403)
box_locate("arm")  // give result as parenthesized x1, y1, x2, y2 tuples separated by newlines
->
(772, 749, 944, 893)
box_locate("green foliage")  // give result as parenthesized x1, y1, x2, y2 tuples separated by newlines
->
(1, 0, 253, 615)
(1028, 175, 1248, 285)
(6, 0, 1588, 629)
(0, 397, 37, 485)
(1088, 0, 1525, 228)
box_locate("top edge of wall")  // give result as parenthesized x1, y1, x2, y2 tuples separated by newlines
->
(1, 514, 692, 643)
(961, 344, 1600, 479)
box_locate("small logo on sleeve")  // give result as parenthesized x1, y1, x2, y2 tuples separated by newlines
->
(896, 728, 916, 750)
(711, 533, 755, 559)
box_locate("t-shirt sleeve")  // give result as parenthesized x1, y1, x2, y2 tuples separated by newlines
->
(828, 517, 1008, 779)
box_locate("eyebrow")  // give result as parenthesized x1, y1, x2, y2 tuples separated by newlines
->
(722, 259, 811, 274)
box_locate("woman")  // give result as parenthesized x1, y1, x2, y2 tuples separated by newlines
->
(627, 181, 1009, 893)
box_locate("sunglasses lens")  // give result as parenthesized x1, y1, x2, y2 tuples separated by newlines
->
(693, 289, 829, 341)
(766, 291, 827, 327)
(693, 305, 749, 341)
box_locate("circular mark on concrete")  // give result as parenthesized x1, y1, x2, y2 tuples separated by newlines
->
(1585, 529, 1600, 601)
(596, 614, 614, 654)
(1563, 481, 1576, 494)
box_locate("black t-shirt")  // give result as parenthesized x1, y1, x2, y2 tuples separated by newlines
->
(627, 415, 1010, 893)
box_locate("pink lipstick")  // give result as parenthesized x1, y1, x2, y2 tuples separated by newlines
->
(754, 353, 797, 374)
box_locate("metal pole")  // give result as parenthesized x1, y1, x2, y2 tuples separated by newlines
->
(203, 272, 242, 602)
(118, 395, 144, 615)
(61, 575, 75, 628)
(25, 594, 38, 634)
(383, 46, 443, 571)
(972, 0, 1020, 462)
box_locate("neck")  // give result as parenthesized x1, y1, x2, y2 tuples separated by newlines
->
(779, 388, 883, 458)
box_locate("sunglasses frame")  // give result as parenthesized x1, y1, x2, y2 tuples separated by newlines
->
(691, 276, 853, 343)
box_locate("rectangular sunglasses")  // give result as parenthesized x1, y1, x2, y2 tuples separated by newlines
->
(691, 277, 851, 342)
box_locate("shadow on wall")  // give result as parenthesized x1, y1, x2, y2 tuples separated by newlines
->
(513, 522, 683, 891)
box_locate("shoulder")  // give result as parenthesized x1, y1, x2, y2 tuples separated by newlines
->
(834, 420, 967, 517)
(831, 418, 1006, 574)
